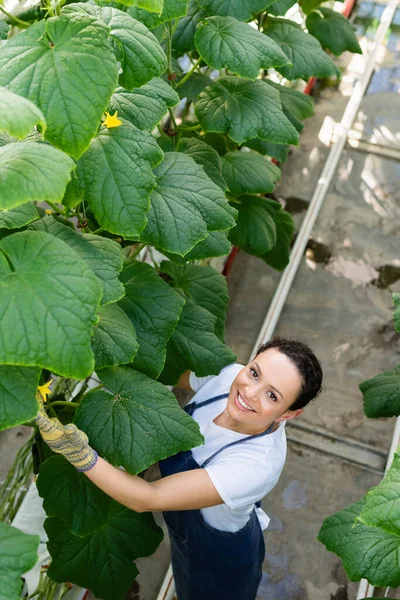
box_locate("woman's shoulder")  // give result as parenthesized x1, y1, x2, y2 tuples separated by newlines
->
(189, 363, 244, 394)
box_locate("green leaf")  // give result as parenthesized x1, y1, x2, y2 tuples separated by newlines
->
(0, 231, 102, 379)
(318, 496, 400, 588)
(178, 137, 227, 190)
(228, 195, 280, 256)
(80, 122, 163, 238)
(195, 77, 299, 145)
(261, 208, 294, 270)
(161, 261, 229, 341)
(306, 8, 362, 56)
(118, 261, 185, 378)
(268, 0, 297, 16)
(0, 142, 74, 211)
(124, 0, 163, 10)
(245, 138, 290, 163)
(357, 451, 400, 536)
(0, 21, 10, 40)
(0, 204, 39, 230)
(45, 508, 163, 600)
(198, 0, 276, 21)
(37, 455, 112, 536)
(140, 152, 237, 256)
(0, 366, 40, 430)
(172, 0, 207, 56)
(195, 16, 290, 79)
(266, 80, 315, 122)
(110, 78, 179, 131)
(30, 216, 125, 305)
(263, 18, 340, 80)
(92, 303, 138, 370)
(0, 522, 39, 599)
(64, 4, 167, 90)
(177, 73, 213, 101)
(128, 0, 189, 28)
(394, 293, 400, 332)
(221, 151, 281, 196)
(159, 297, 236, 384)
(0, 87, 46, 140)
(0, 15, 118, 159)
(360, 365, 400, 419)
(299, 0, 325, 13)
(163, 230, 231, 264)
(74, 366, 203, 473)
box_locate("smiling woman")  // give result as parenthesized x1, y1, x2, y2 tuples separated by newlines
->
(33, 335, 322, 600)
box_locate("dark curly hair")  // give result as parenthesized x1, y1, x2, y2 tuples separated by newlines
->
(255, 336, 323, 410)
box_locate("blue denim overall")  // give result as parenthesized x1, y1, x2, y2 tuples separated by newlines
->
(159, 393, 275, 600)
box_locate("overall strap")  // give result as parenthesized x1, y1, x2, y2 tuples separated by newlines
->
(200, 422, 276, 468)
(184, 393, 229, 416)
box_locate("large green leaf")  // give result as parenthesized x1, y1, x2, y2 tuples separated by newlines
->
(161, 261, 229, 341)
(194, 16, 290, 78)
(0, 204, 40, 230)
(318, 496, 400, 588)
(79, 122, 163, 238)
(64, 4, 167, 89)
(163, 231, 231, 264)
(0, 142, 74, 211)
(0, 231, 102, 379)
(261, 208, 294, 270)
(195, 77, 299, 145)
(0, 366, 40, 430)
(0, 522, 39, 600)
(176, 73, 213, 101)
(299, 0, 325, 13)
(228, 195, 280, 256)
(268, 0, 297, 15)
(30, 216, 125, 305)
(357, 451, 400, 536)
(128, 0, 189, 27)
(263, 18, 340, 80)
(74, 366, 203, 473)
(0, 87, 46, 140)
(221, 151, 281, 196)
(178, 137, 227, 190)
(172, 0, 207, 56)
(125, 0, 164, 9)
(306, 8, 362, 56)
(394, 293, 400, 332)
(0, 15, 118, 159)
(198, 0, 275, 21)
(110, 79, 179, 131)
(159, 297, 236, 384)
(140, 152, 237, 255)
(45, 508, 163, 600)
(360, 365, 400, 418)
(266, 80, 315, 122)
(118, 261, 185, 378)
(37, 456, 112, 536)
(92, 303, 138, 369)
(245, 138, 290, 163)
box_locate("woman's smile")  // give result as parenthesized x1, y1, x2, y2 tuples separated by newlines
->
(235, 391, 256, 413)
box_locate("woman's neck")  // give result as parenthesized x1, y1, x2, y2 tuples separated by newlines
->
(213, 409, 278, 436)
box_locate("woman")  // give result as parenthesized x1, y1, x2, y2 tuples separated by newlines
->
(34, 336, 323, 600)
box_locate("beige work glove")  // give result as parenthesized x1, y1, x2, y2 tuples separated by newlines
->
(33, 400, 98, 472)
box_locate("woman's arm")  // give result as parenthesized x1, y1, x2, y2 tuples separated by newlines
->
(176, 370, 192, 390)
(85, 456, 223, 512)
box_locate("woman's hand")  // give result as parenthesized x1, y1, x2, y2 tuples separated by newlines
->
(33, 399, 98, 472)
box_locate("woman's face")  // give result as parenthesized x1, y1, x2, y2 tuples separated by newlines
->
(226, 348, 304, 434)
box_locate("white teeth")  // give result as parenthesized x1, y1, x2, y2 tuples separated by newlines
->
(238, 393, 255, 412)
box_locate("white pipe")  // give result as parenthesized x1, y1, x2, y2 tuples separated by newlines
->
(250, 0, 400, 356)
(155, 565, 175, 600)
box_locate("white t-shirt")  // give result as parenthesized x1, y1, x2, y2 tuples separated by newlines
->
(188, 363, 287, 533)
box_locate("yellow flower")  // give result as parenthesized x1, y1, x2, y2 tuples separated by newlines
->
(104, 111, 122, 128)
(45, 209, 52, 215)
(38, 379, 53, 403)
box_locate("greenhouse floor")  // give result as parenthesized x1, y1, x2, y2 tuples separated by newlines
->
(2, 1, 400, 599)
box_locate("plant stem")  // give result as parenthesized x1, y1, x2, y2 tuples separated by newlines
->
(91, 226, 104, 235)
(130, 242, 146, 259)
(46, 400, 79, 409)
(175, 57, 202, 89)
(0, 6, 30, 28)
(168, 107, 177, 129)
(46, 201, 66, 216)
(166, 21, 175, 87)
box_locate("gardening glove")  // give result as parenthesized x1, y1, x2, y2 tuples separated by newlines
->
(33, 401, 98, 472)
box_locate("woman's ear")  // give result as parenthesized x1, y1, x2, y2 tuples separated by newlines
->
(276, 408, 303, 423)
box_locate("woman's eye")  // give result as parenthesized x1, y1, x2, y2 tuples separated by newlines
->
(250, 368, 257, 379)
(267, 391, 277, 401)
